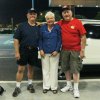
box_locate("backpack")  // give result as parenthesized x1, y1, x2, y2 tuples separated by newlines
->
(0, 86, 5, 95)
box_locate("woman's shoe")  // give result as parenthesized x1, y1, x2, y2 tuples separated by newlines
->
(52, 90, 58, 94)
(43, 89, 48, 93)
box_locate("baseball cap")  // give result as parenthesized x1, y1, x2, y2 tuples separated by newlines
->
(27, 8, 37, 14)
(61, 5, 71, 12)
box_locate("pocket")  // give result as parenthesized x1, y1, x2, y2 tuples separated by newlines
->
(77, 57, 83, 71)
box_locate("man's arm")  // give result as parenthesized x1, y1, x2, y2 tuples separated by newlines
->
(81, 34, 86, 51)
(14, 39, 20, 60)
(80, 34, 86, 59)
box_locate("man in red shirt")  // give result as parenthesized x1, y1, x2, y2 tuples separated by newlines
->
(58, 5, 86, 98)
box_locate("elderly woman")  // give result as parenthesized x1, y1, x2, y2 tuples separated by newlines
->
(39, 11, 61, 94)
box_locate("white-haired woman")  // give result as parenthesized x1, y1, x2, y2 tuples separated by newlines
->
(39, 11, 61, 94)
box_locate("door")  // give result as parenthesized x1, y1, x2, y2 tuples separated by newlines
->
(83, 24, 100, 64)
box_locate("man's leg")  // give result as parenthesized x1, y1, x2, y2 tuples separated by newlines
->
(27, 65, 35, 93)
(27, 48, 38, 93)
(12, 65, 25, 97)
(61, 71, 73, 92)
(73, 73, 80, 98)
(16, 65, 25, 83)
(73, 73, 80, 90)
(65, 71, 72, 87)
(27, 65, 33, 84)
(73, 73, 80, 83)
(60, 50, 73, 92)
(65, 70, 71, 81)
(70, 51, 81, 98)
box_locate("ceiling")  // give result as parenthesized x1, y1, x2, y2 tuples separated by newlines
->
(49, 0, 100, 7)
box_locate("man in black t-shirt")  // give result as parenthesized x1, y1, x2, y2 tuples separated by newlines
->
(12, 8, 40, 97)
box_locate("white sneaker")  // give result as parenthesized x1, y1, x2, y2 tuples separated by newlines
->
(61, 85, 73, 92)
(73, 89, 80, 98)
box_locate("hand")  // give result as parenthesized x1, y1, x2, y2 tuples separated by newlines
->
(15, 52, 20, 60)
(80, 50, 85, 59)
(51, 51, 58, 56)
(40, 50, 45, 57)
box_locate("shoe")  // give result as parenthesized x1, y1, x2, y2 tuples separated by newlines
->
(73, 89, 80, 98)
(27, 84, 35, 93)
(12, 87, 21, 97)
(52, 90, 58, 94)
(43, 89, 49, 93)
(61, 85, 73, 92)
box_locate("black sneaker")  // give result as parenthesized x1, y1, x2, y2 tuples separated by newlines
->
(12, 87, 21, 97)
(52, 90, 58, 94)
(27, 84, 35, 93)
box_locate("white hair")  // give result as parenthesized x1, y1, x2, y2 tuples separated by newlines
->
(45, 11, 55, 18)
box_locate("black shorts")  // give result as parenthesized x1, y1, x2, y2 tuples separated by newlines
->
(17, 46, 38, 66)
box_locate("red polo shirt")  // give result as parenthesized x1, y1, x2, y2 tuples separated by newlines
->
(58, 18, 86, 51)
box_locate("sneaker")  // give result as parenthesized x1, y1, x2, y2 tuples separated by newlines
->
(27, 84, 35, 93)
(61, 85, 73, 92)
(73, 89, 80, 98)
(12, 87, 21, 97)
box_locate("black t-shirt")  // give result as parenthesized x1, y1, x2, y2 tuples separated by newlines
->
(14, 22, 40, 48)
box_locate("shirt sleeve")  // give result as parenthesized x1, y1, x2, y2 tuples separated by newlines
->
(13, 24, 22, 41)
(78, 20, 87, 35)
(39, 26, 43, 50)
(55, 25, 62, 51)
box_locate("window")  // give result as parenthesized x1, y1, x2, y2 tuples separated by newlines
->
(0, 30, 14, 34)
(84, 24, 100, 39)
